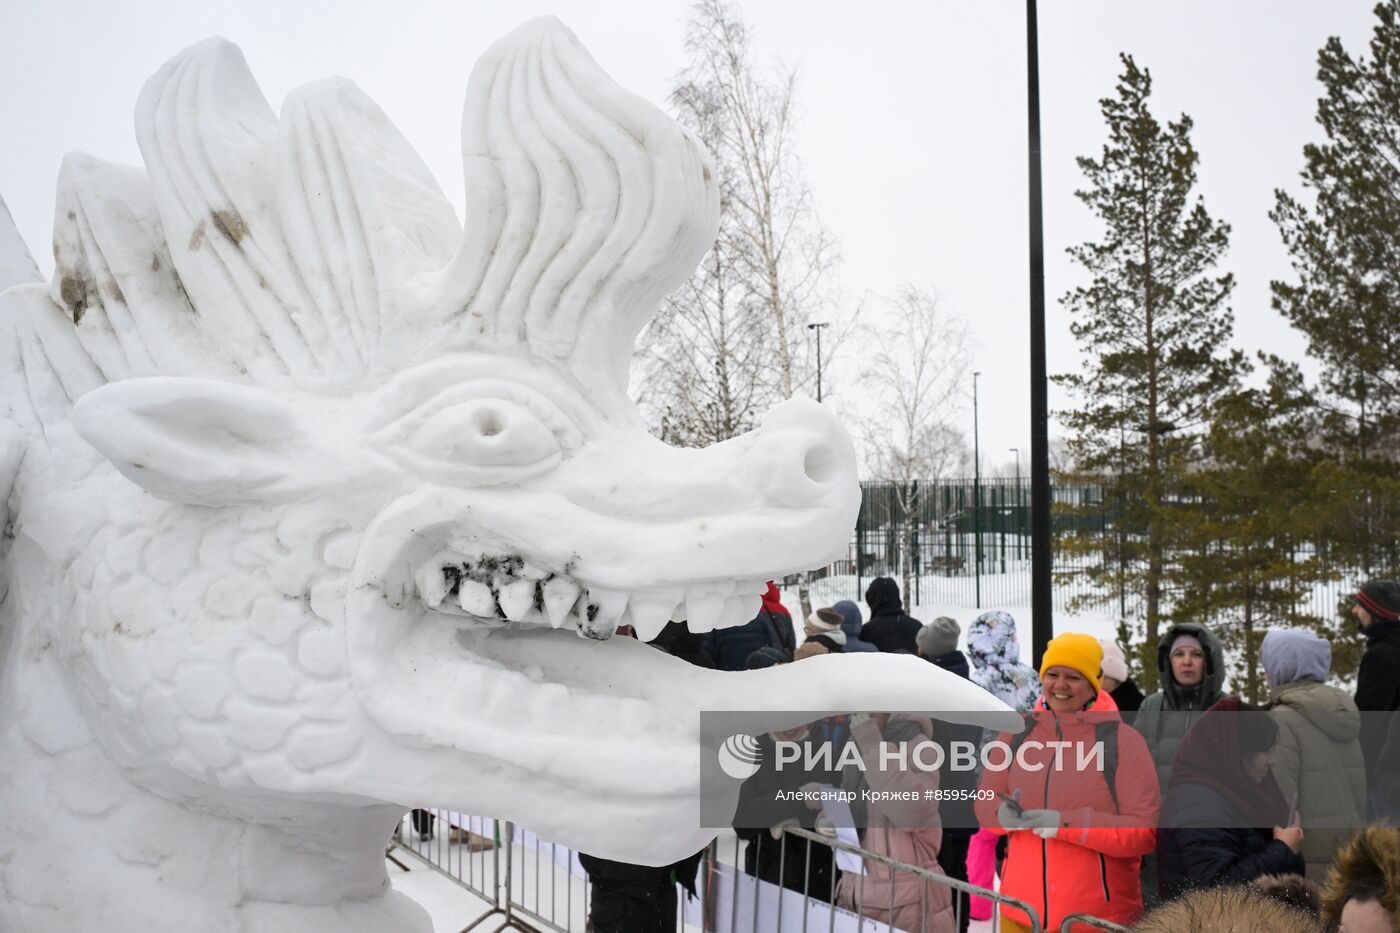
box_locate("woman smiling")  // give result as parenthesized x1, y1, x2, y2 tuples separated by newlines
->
(974, 633, 1160, 933)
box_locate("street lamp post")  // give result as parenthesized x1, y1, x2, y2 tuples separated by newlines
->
(973, 371, 982, 608)
(807, 322, 829, 402)
(1027, 0, 1052, 667)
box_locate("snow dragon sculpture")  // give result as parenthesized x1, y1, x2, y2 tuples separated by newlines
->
(0, 18, 1015, 932)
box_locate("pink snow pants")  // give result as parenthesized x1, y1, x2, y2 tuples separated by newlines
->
(966, 828, 998, 920)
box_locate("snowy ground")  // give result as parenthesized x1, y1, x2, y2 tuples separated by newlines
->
(781, 574, 1124, 666)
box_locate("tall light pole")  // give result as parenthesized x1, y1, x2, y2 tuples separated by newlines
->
(807, 322, 829, 402)
(973, 371, 982, 608)
(1010, 447, 1021, 488)
(1027, 0, 1052, 666)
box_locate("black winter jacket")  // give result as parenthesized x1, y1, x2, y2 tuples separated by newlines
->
(860, 609, 921, 654)
(927, 650, 981, 832)
(1357, 618, 1400, 778)
(1110, 678, 1145, 714)
(733, 726, 846, 900)
(1155, 782, 1304, 900)
(708, 609, 795, 671)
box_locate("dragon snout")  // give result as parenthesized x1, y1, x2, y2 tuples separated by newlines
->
(745, 397, 857, 508)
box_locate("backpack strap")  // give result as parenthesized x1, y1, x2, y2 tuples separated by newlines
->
(1007, 713, 1036, 758)
(1095, 720, 1121, 813)
(1007, 714, 1121, 814)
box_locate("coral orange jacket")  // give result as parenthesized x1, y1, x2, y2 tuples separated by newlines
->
(974, 689, 1160, 932)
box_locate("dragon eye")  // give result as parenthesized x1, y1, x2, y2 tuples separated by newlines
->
(411, 398, 561, 469)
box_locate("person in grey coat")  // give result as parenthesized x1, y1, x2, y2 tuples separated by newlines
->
(831, 600, 877, 653)
(1136, 622, 1229, 791)
(1262, 629, 1366, 881)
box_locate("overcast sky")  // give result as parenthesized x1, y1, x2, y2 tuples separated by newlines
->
(0, 1, 1381, 470)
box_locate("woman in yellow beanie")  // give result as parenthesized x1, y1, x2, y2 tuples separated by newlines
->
(974, 633, 1160, 933)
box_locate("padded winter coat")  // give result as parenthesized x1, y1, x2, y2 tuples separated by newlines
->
(966, 611, 1040, 713)
(1155, 782, 1304, 900)
(836, 715, 954, 933)
(1268, 678, 1367, 879)
(1356, 617, 1400, 778)
(1136, 623, 1227, 791)
(975, 689, 1160, 932)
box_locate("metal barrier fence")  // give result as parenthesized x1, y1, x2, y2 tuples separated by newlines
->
(392, 810, 1158, 933)
(387, 809, 518, 931)
(1059, 915, 1131, 933)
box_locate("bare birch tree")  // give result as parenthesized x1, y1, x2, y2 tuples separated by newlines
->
(637, 0, 842, 615)
(858, 287, 973, 599)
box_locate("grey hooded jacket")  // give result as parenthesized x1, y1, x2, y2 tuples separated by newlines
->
(1136, 622, 1227, 791)
(1263, 630, 1366, 880)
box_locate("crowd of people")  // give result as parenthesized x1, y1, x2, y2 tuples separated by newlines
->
(578, 575, 1400, 932)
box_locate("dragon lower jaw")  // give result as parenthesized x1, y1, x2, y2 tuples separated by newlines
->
(347, 580, 1019, 864)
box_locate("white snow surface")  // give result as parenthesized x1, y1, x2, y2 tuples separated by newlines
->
(789, 577, 1123, 668)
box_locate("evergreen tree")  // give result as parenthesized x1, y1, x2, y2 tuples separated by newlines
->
(1272, 1, 1400, 575)
(1055, 55, 1246, 687)
(1173, 362, 1331, 702)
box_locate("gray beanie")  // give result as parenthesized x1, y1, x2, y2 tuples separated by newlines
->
(917, 616, 960, 658)
(1260, 629, 1331, 686)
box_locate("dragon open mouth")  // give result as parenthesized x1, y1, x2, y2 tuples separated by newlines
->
(343, 489, 1021, 864)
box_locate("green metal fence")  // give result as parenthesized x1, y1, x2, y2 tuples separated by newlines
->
(820, 478, 1359, 622)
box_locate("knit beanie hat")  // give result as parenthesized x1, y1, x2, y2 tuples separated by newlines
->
(1358, 580, 1400, 622)
(1039, 633, 1104, 693)
(806, 608, 844, 632)
(1099, 639, 1129, 683)
(1169, 633, 1204, 655)
(916, 617, 961, 658)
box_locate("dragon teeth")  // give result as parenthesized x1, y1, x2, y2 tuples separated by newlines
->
(576, 587, 626, 640)
(683, 588, 726, 634)
(718, 593, 758, 630)
(624, 598, 672, 642)
(416, 564, 452, 610)
(497, 579, 536, 622)
(541, 577, 581, 628)
(457, 579, 496, 617)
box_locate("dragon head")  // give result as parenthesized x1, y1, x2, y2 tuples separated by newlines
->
(0, 17, 1014, 876)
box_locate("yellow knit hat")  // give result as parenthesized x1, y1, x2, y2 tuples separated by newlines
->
(1039, 633, 1104, 693)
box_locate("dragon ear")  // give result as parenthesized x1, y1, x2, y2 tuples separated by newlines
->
(71, 377, 308, 506)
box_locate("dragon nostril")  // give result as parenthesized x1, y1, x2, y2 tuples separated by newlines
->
(802, 444, 839, 485)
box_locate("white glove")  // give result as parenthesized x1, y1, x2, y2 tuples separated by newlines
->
(814, 813, 837, 837)
(1033, 824, 1059, 839)
(998, 791, 1060, 832)
(769, 817, 800, 840)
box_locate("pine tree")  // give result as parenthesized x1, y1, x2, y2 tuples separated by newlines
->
(1055, 55, 1246, 687)
(1172, 362, 1330, 702)
(1272, 0, 1400, 575)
